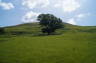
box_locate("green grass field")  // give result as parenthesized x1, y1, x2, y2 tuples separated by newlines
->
(0, 23, 96, 63)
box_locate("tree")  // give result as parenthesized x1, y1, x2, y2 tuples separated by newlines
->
(0, 27, 5, 34)
(37, 14, 64, 35)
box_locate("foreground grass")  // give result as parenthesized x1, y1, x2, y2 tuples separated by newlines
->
(0, 32, 96, 63)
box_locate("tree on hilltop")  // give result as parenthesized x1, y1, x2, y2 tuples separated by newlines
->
(37, 14, 64, 35)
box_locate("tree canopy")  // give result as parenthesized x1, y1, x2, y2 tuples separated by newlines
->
(37, 14, 64, 35)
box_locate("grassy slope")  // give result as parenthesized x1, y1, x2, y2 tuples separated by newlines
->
(0, 23, 96, 63)
(5, 23, 96, 33)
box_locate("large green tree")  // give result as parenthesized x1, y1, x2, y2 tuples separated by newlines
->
(37, 14, 64, 35)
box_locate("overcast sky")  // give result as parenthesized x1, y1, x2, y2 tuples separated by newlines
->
(0, 0, 96, 27)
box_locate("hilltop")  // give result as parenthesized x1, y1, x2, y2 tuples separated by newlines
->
(2, 22, 96, 36)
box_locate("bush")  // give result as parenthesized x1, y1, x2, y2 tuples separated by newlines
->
(0, 28, 5, 34)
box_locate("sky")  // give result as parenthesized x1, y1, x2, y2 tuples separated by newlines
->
(0, 0, 96, 27)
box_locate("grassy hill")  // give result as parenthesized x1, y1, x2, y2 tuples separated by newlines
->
(2, 22, 96, 36)
(0, 23, 96, 63)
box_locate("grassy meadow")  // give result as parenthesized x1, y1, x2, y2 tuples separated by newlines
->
(0, 23, 96, 63)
